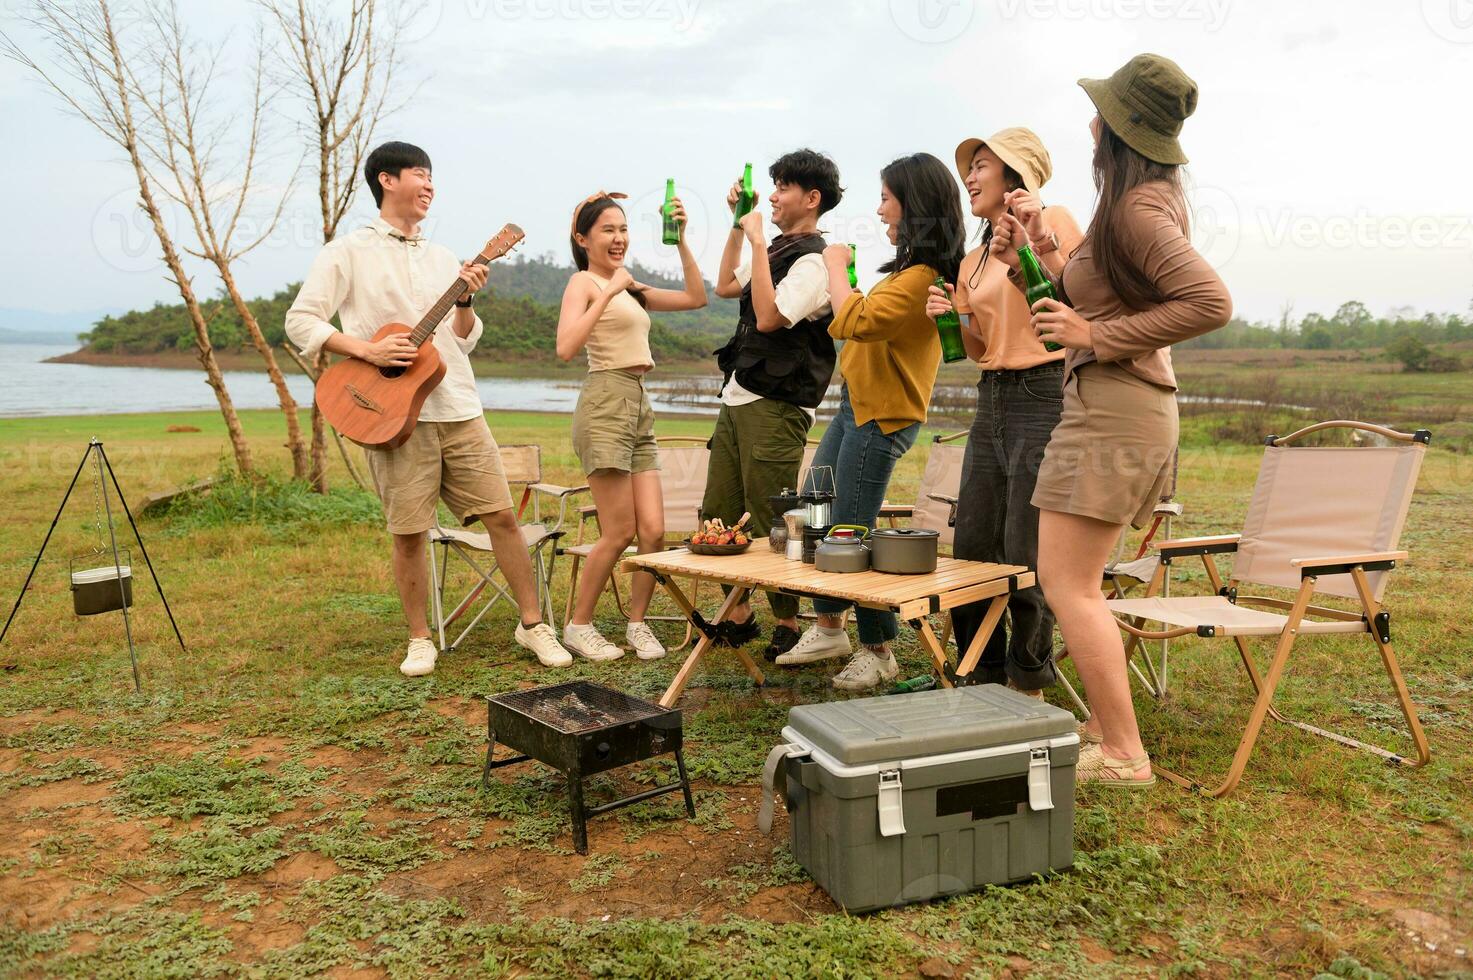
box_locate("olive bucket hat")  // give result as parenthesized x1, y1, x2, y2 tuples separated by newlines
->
(1079, 53, 1198, 165)
(953, 127, 1052, 195)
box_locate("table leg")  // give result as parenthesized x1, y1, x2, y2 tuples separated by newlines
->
(956, 594, 1009, 682)
(913, 618, 954, 689)
(659, 584, 750, 708)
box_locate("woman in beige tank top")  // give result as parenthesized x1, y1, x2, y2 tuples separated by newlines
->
(556, 191, 707, 663)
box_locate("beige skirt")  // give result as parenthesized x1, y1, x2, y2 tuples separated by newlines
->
(1030, 362, 1177, 528)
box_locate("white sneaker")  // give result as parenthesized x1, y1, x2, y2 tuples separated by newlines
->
(832, 648, 899, 692)
(400, 637, 438, 677)
(625, 621, 666, 661)
(514, 622, 573, 668)
(775, 626, 852, 666)
(562, 622, 625, 663)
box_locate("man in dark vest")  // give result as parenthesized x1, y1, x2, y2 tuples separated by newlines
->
(705, 149, 843, 660)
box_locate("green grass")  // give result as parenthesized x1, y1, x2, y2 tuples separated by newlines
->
(0, 391, 1470, 977)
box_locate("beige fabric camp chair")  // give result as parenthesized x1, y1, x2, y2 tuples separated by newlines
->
(1107, 420, 1432, 797)
(428, 445, 586, 653)
(878, 430, 968, 550)
(560, 436, 711, 648)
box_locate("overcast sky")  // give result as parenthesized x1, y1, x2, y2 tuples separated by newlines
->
(3, 0, 1471, 326)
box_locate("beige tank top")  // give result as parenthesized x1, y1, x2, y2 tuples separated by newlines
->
(582, 272, 654, 372)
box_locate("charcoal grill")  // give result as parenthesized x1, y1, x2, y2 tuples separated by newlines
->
(481, 680, 695, 853)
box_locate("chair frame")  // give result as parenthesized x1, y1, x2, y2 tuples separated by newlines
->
(427, 445, 586, 653)
(1112, 420, 1432, 797)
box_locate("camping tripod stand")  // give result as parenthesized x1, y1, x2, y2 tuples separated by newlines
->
(0, 439, 185, 691)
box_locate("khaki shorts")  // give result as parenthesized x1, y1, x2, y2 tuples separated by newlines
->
(571, 369, 659, 475)
(364, 417, 514, 535)
(1031, 362, 1177, 528)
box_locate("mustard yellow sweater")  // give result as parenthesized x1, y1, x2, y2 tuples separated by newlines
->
(829, 264, 942, 434)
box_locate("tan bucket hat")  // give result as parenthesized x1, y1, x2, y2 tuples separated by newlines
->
(1078, 53, 1198, 165)
(952, 127, 1052, 196)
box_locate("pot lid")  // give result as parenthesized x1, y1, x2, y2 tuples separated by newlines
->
(870, 527, 939, 539)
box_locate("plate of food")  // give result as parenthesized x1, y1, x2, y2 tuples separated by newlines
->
(685, 513, 752, 555)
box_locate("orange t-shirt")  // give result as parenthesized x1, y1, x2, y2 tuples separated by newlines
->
(953, 205, 1083, 372)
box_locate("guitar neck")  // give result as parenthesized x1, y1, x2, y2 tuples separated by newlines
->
(408, 256, 489, 347)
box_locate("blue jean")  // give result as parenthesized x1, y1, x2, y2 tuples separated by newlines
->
(811, 388, 921, 645)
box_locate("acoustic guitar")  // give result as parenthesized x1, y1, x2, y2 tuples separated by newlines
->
(316, 223, 524, 450)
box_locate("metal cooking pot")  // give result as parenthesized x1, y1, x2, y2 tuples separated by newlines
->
(814, 525, 871, 574)
(869, 527, 939, 575)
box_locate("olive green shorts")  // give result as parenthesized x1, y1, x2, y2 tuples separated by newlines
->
(571, 369, 659, 475)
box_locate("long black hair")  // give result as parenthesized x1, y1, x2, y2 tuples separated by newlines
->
(876, 152, 965, 285)
(967, 160, 1027, 292)
(569, 196, 646, 307)
(1088, 119, 1187, 308)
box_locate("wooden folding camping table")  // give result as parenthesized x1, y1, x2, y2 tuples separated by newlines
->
(620, 541, 1032, 707)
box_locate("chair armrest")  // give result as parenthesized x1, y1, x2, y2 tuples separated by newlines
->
(925, 493, 959, 528)
(1152, 501, 1184, 517)
(530, 482, 589, 498)
(878, 503, 912, 518)
(1154, 534, 1241, 559)
(1291, 551, 1407, 576)
(577, 503, 598, 516)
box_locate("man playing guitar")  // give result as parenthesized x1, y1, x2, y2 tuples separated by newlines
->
(286, 141, 573, 676)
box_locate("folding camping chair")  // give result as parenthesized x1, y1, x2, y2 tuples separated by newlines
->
(427, 445, 586, 653)
(878, 429, 968, 547)
(560, 436, 712, 649)
(1106, 420, 1433, 797)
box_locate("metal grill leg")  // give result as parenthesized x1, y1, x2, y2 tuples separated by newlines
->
(675, 747, 696, 818)
(569, 774, 589, 854)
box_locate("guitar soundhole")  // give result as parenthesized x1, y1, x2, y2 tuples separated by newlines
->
(378, 365, 406, 380)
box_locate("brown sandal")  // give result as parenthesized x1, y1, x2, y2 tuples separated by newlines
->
(1076, 743, 1156, 788)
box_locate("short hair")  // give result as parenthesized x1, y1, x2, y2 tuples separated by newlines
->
(769, 148, 844, 216)
(364, 141, 432, 208)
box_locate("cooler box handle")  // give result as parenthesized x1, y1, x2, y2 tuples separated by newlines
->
(758, 743, 809, 834)
(877, 768, 906, 837)
(1028, 747, 1054, 811)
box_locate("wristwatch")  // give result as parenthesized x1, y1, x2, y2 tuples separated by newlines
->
(455, 293, 476, 308)
(1033, 231, 1061, 256)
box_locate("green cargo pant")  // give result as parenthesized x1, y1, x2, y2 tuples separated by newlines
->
(701, 398, 811, 621)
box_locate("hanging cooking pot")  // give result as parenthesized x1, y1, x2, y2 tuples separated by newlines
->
(869, 527, 939, 575)
(70, 551, 133, 616)
(814, 525, 871, 573)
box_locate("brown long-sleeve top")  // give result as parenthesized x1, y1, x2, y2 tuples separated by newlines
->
(830, 264, 941, 434)
(1061, 181, 1232, 389)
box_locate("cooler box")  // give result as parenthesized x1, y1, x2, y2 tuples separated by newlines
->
(759, 684, 1078, 912)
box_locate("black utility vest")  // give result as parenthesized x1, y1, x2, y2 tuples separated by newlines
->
(714, 234, 836, 410)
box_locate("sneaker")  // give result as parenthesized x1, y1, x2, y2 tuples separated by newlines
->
(763, 625, 802, 662)
(719, 615, 761, 648)
(561, 622, 624, 663)
(625, 621, 666, 661)
(1076, 742, 1156, 788)
(775, 626, 852, 666)
(400, 637, 438, 677)
(832, 647, 900, 692)
(514, 622, 573, 668)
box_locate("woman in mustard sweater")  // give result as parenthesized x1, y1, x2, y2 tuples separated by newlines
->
(775, 153, 965, 691)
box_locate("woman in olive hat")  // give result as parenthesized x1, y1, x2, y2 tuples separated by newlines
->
(924, 128, 1083, 699)
(1021, 54, 1233, 787)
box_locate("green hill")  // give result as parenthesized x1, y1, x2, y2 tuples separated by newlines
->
(78, 254, 741, 364)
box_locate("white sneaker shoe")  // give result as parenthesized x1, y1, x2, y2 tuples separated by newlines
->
(400, 637, 438, 677)
(832, 648, 899, 692)
(625, 621, 666, 661)
(514, 622, 573, 668)
(562, 622, 625, 663)
(775, 626, 852, 666)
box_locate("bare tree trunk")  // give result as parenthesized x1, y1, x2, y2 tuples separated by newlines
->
(218, 263, 309, 477)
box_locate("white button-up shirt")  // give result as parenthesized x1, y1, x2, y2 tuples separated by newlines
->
(286, 217, 485, 422)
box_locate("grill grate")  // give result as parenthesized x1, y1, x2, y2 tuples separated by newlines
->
(491, 680, 665, 734)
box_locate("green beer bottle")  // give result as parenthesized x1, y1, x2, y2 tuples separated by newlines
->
(889, 675, 938, 695)
(1017, 244, 1062, 353)
(661, 178, 680, 246)
(846, 244, 858, 289)
(932, 277, 967, 364)
(732, 162, 756, 229)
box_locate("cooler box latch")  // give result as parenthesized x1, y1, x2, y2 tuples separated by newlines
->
(1028, 747, 1053, 811)
(877, 768, 906, 837)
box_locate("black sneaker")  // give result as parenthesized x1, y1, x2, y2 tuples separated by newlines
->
(763, 625, 801, 662)
(719, 616, 761, 648)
